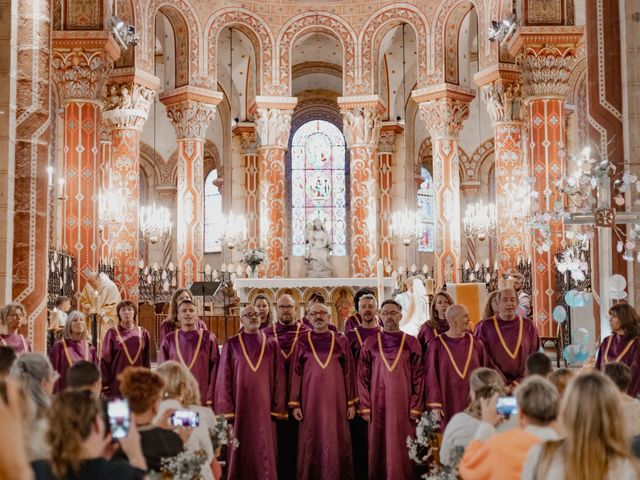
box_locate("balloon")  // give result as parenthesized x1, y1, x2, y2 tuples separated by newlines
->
(564, 290, 579, 308)
(608, 274, 627, 292)
(575, 345, 590, 363)
(563, 345, 578, 364)
(610, 289, 628, 300)
(553, 305, 567, 323)
(578, 291, 592, 305)
(574, 328, 590, 347)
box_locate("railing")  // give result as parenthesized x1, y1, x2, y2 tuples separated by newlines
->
(138, 264, 178, 304)
(98, 261, 115, 281)
(47, 249, 76, 308)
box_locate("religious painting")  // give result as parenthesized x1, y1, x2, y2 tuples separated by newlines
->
(291, 120, 347, 257)
(204, 169, 222, 253)
(417, 166, 435, 252)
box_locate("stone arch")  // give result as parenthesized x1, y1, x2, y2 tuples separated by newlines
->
(418, 138, 433, 171)
(442, 1, 476, 85)
(464, 138, 495, 183)
(276, 12, 357, 96)
(359, 4, 431, 94)
(139, 142, 165, 186)
(203, 140, 220, 177)
(205, 8, 275, 94)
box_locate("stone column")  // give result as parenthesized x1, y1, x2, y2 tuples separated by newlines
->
(160, 87, 222, 287)
(377, 125, 401, 269)
(475, 68, 528, 276)
(98, 124, 113, 262)
(234, 124, 259, 249)
(509, 27, 582, 332)
(102, 74, 158, 301)
(338, 96, 384, 277)
(51, 33, 119, 290)
(254, 97, 297, 277)
(414, 85, 474, 285)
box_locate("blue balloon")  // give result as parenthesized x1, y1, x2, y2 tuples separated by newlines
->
(563, 345, 578, 364)
(564, 290, 578, 308)
(553, 305, 567, 323)
(574, 328, 590, 347)
(575, 345, 590, 363)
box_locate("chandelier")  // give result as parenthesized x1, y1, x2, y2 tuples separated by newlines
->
(463, 201, 497, 241)
(391, 209, 421, 246)
(220, 213, 248, 250)
(98, 187, 126, 228)
(140, 204, 172, 244)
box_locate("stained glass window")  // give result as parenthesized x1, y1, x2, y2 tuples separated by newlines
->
(291, 120, 347, 256)
(417, 166, 435, 252)
(204, 169, 222, 253)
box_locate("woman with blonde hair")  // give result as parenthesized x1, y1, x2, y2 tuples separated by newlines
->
(440, 367, 506, 465)
(155, 360, 216, 480)
(159, 288, 208, 346)
(522, 371, 639, 479)
(482, 291, 499, 321)
(0, 303, 31, 354)
(417, 290, 454, 350)
(48, 311, 97, 393)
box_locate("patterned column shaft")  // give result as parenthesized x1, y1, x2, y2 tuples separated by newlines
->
(237, 129, 258, 249)
(99, 126, 112, 262)
(13, 0, 51, 351)
(377, 128, 397, 269)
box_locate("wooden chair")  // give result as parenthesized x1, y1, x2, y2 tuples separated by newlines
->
(540, 336, 564, 367)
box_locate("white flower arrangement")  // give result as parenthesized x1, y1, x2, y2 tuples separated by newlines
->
(148, 450, 207, 480)
(210, 415, 239, 451)
(406, 410, 441, 465)
(242, 248, 267, 269)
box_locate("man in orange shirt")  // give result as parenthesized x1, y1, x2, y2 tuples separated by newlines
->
(459, 375, 560, 480)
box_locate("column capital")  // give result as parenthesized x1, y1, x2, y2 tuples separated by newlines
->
(378, 123, 403, 153)
(474, 66, 525, 124)
(252, 97, 297, 149)
(507, 26, 584, 99)
(102, 72, 159, 131)
(233, 123, 258, 155)
(51, 32, 120, 102)
(160, 86, 223, 141)
(338, 95, 385, 149)
(414, 84, 474, 139)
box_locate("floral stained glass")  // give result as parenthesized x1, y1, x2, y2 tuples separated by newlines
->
(204, 169, 222, 253)
(291, 120, 347, 256)
(417, 166, 435, 252)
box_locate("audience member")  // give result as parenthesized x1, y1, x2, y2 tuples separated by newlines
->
(0, 345, 17, 377)
(525, 352, 553, 378)
(66, 361, 101, 397)
(49, 296, 71, 329)
(523, 371, 639, 479)
(604, 362, 640, 437)
(0, 303, 32, 354)
(0, 379, 36, 480)
(548, 368, 573, 397)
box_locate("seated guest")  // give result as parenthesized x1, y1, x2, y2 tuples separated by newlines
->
(114, 367, 185, 472)
(253, 294, 273, 328)
(0, 345, 16, 378)
(159, 289, 208, 346)
(523, 372, 639, 479)
(66, 360, 102, 397)
(418, 290, 453, 350)
(482, 291, 499, 321)
(440, 368, 506, 466)
(459, 375, 559, 480)
(301, 292, 337, 332)
(525, 352, 552, 378)
(604, 362, 640, 437)
(31, 389, 147, 479)
(344, 287, 377, 333)
(0, 303, 31, 354)
(548, 368, 573, 397)
(48, 311, 97, 394)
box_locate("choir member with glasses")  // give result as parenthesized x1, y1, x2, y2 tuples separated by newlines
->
(344, 288, 381, 334)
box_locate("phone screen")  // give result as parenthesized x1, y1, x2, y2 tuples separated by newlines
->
(496, 396, 519, 417)
(170, 409, 200, 428)
(107, 399, 131, 439)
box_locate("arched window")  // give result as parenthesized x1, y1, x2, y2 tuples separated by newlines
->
(290, 120, 347, 256)
(204, 169, 222, 253)
(417, 166, 435, 252)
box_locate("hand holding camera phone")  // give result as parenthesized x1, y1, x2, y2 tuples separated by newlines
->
(107, 398, 131, 440)
(496, 396, 518, 417)
(170, 409, 200, 428)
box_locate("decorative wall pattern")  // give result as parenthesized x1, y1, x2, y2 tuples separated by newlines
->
(377, 128, 398, 266)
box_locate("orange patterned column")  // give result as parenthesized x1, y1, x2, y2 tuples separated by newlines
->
(102, 76, 157, 301)
(414, 85, 474, 285)
(339, 96, 384, 277)
(509, 28, 582, 332)
(234, 125, 259, 249)
(255, 97, 297, 277)
(99, 124, 113, 262)
(161, 88, 222, 287)
(377, 126, 401, 268)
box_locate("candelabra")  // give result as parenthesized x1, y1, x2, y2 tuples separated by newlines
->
(461, 259, 499, 291)
(463, 201, 497, 241)
(140, 204, 172, 244)
(138, 262, 178, 304)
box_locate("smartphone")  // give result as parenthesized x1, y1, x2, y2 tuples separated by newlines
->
(107, 399, 131, 439)
(496, 396, 519, 417)
(170, 409, 200, 428)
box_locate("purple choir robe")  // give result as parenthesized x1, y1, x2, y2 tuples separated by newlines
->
(160, 328, 219, 406)
(596, 334, 640, 397)
(0, 333, 32, 354)
(101, 326, 151, 399)
(473, 315, 540, 385)
(262, 321, 309, 480)
(358, 331, 424, 480)
(158, 318, 208, 347)
(417, 318, 449, 351)
(302, 316, 337, 332)
(49, 338, 97, 393)
(424, 333, 488, 427)
(289, 331, 356, 480)
(344, 314, 383, 334)
(215, 332, 286, 479)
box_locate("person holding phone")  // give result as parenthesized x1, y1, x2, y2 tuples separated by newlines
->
(215, 305, 286, 479)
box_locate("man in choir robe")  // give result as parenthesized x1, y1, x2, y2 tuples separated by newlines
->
(358, 299, 424, 480)
(301, 292, 337, 331)
(262, 294, 309, 480)
(160, 299, 219, 406)
(215, 305, 286, 479)
(344, 288, 380, 333)
(474, 288, 539, 386)
(345, 293, 382, 480)
(425, 304, 488, 427)
(79, 272, 121, 342)
(290, 302, 356, 480)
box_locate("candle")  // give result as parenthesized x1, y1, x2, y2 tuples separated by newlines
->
(91, 290, 99, 314)
(376, 259, 384, 303)
(425, 278, 435, 295)
(47, 166, 53, 187)
(57, 178, 65, 198)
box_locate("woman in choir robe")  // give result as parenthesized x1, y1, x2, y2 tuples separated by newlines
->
(100, 300, 151, 399)
(417, 290, 453, 350)
(160, 299, 219, 407)
(301, 292, 337, 332)
(596, 304, 640, 397)
(254, 294, 274, 329)
(474, 288, 539, 386)
(49, 311, 97, 393)
(0, 303, 31, 354)
(159, 288, 208, 346)
(424, 304, 488, 427)
(290, 302, 356, 480)
(215, 305, 286, 480)
(344, 287, 377, 333)
(482, 290, 499, 320)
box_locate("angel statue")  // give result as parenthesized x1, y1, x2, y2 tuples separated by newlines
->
(305, 218, 333, 278)
(396, 278, 428, 336)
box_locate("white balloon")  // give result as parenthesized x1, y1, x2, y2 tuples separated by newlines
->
(608, 274, 627, 291)
(610, 289, 628, 300)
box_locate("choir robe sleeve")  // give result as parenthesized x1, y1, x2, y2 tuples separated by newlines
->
(142, 329, 151, 368)
(159, 334, 171, 364)
(270, 338, 288, 420)
(356, 343, 373, 415)
(410, 340, 425, 417)
(338, 335, 358, 406)
(100, 329, 116, 396)
(214, 341, 235, 419)
(288, 342, 304, 410)
(205, 333, 220, 407)
(424, 339, 443, 411)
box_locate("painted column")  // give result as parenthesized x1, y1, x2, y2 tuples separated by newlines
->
(476, 69, 528, 276)
(509, 28, 582, 332)
(377, 125, 401, 269)
(338, 96, 384, 277)
(414, 85, 474, 285)
(99, 124, 113, 262)
(13, 0, 51, 351)
(234, 125, 259, 249)
(254, 97, 297, 277)
(102, 76, 157, 301)
(160, 87, 222, 287)
(51, 34, 119, 291)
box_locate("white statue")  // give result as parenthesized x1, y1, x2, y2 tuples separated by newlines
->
(305, 218, 333, 278)
(398, 278, 428, 337)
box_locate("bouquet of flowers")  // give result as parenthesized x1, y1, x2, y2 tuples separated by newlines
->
(422, 446, 463, 480)
(242, 248, 267, 269)
(210, 414, 239, 452)
(407, 410, 441, 465)
(149, 450, 208, 480)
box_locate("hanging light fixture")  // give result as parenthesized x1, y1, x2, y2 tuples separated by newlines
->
(463, 200, 497, 241)
(220, 212, 248, 250)
(140, 204, 172, 244)
(391, 209, 421, 246)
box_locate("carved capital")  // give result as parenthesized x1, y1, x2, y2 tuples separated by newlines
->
(481, 80, 524, 123)
(164, 100, 217, 140)
(102, 82, 156, 131)
(233, 124, 258, 154)
(377, 130, 397, 153)
(255, 108, 293, 149)
(338, 95, 384, 149)
(418, 98, 470, 140)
